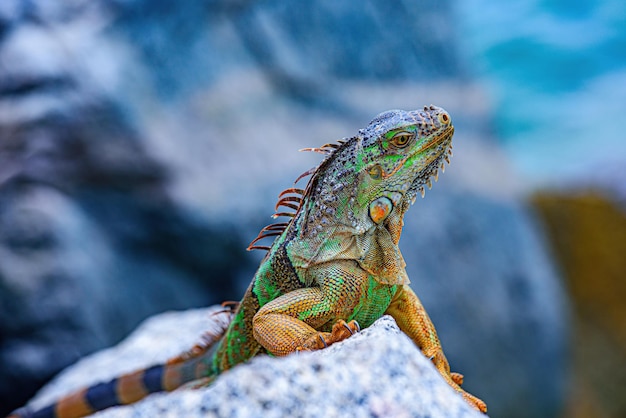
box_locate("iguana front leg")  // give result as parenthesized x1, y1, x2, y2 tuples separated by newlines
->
(252, 262, 364, 356)
(253, 287, 359, 355)
(385, 285, 488, 413)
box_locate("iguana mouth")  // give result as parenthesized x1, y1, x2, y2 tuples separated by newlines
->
(416, 125, 454, 154)
(406, 125, 454, 201)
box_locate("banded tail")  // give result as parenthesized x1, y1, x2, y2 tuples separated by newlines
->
(8, 306, 235, 418)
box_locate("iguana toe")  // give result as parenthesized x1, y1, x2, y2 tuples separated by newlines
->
(461, 391, 488, 414)
(330, 319, 360, 342)
(450, 372, 464, 385)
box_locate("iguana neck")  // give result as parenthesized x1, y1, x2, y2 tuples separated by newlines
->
(288, 156, 411, 286)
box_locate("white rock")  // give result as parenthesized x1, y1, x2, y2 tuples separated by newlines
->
(27, 308, 486, 418)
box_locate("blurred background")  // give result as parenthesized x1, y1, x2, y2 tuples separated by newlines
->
(0, 0, 623, 417)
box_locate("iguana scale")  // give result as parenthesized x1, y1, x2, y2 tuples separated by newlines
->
(9, 106, 487, 417)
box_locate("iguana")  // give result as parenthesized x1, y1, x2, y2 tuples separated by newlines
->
(9, 106, 487, 417)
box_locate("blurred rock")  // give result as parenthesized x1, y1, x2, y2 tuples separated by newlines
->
(0, 109, 248, 412)
(26, 310, 485, 418)
(0, 10, 248, 412)
(0, 0, 568, 417)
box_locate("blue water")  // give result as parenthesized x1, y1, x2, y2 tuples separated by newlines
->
(456, 0, 626, 186)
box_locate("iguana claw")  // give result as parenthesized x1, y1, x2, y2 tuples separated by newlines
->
(318, 334, 328, 348)
(319, 319, 360, 347)
(342, 319, 360, 334)
(332, 319, 360, 340)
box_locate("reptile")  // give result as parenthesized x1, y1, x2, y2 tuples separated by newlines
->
(8, 105, 487, 417)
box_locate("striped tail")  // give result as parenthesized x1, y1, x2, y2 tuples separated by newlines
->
(8, 364, 176, 418)
(8, 305, 235, 418)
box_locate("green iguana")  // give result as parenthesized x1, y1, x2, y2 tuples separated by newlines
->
(9, 106, 487, 417)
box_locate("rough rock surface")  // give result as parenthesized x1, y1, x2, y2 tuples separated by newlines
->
(0, 0, 568, 416)
(27, 309, 485, 418)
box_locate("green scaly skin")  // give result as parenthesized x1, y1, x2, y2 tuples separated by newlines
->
(9, 106, 487, 418)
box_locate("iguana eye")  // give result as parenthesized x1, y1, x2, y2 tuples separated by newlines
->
(389, 131, 414, 149)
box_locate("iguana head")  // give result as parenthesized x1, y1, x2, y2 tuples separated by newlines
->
(280, 105, 454, 283)
(355, 105, 453, 222)
(302, 105, 454, 236)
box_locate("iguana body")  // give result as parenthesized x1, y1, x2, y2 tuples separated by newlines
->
(9, 106, 487, 417)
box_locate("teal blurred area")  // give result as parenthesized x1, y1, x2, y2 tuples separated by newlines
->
(3, 0, 623, 417)
(456, 0, 626, 187)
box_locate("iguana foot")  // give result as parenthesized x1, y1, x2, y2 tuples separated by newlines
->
(297, 319, 360, 351)
(425, 349, 487, 413)
(448, 371, 487, 413)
